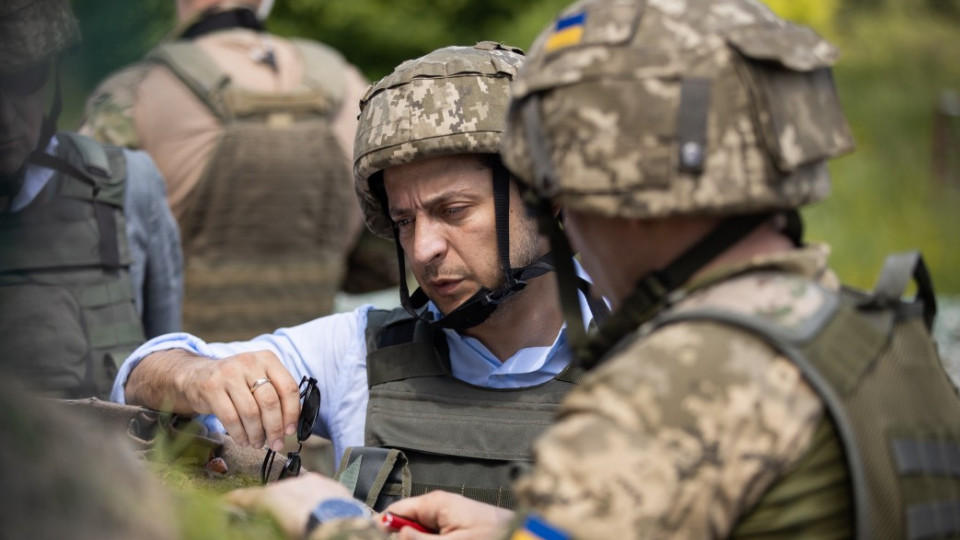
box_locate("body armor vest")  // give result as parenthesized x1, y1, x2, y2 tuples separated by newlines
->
(334, 307, 586, 512)
(147, 39, 356, 341)
(0, 133, 145, 399)
(643, 253, 960, 539)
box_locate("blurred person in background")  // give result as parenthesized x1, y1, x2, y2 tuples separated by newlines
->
(0, 0, 182, 399)
(81, 0, 398, 343)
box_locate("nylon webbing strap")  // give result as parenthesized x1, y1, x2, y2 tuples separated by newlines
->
(677, 78, 710, 173)
(93, 201, 121, 269)
(520, 96, 559, 198)
(411, 483, 515, 509)
(576, 214, 771, 369)
(871, 251, 937, 330)
(892, 439, 960, 477)
(555, 365, 586, 384)
(492, 160, 515, 290)
(367, 343, 448, 387)
(906, 500, 960, 540)
(148, 43, 230, 119)
(335, 447, 411, 510)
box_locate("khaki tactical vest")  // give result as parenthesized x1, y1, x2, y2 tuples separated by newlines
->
(648, 253, 960, 539)
(0, 132, 145, 399)
(334, 308, 586, 512)
(147, 39, 356, 342)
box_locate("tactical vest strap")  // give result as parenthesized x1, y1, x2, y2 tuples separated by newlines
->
(290, 39, 346, 108)
(147, 42, 230, 119)
(656, 303, 871, 538)
(555, 364, 586, 384)
(865, 251, 937, 331)
(654, 254, 960, 540)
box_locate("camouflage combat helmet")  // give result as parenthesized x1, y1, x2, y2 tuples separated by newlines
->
(503, 0, 855, 220)
(354, 41, 525, 238)
(0, 0, 80, 74)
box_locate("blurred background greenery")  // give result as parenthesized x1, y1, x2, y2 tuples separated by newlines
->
(64, 0, 960, 293)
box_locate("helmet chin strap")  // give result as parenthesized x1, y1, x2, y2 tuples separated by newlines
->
(376, 160, 556, 331)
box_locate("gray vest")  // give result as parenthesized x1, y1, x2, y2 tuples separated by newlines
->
(0, 132, 145, 399)
(334, 307, 585, 511)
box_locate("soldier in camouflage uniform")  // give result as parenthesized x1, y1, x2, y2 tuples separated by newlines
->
(0, 0, 182, 399)
(116, 43, 607, 518)
(226, 0, 960, 539)
(80, 0, 398, 342)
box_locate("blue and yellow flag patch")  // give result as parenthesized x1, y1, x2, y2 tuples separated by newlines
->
(510, 514, 571, 540)
(544, 12, 587, 53)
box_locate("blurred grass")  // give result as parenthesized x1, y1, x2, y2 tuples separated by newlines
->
(764, 3, 960, 293)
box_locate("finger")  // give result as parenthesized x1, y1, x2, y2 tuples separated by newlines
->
(399, 528, 433, 540)
(385, 492, 445, 529)
(264, 361, 303, 438)
(206, 388, 250, 447)
(251, 379, 285, 452)
(225, 377, 267, 448)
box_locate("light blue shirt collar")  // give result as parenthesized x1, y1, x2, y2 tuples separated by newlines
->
(428, 259, 600, 388)
(11, 135, 58, 213)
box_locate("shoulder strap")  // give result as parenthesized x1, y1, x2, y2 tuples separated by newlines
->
(863, 251, 937, 331)
(365, 308, 449, 388)
(289, 38, 346, 109)
(146, 42, 230, 119)
(654, 299, 874, 540)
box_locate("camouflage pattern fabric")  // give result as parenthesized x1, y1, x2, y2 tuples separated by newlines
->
(502, 0, 855, 220)
(353, 41, 524, 238)
(0, 0, 80, 73)
(79, 63, 152, 148)
(512, 246, 835, 538)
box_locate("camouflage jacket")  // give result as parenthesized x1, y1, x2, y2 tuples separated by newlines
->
(511, 244, 837, 539)
(294, 245, 837, 539)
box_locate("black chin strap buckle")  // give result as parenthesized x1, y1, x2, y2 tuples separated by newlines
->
(484, 279, 528, 305)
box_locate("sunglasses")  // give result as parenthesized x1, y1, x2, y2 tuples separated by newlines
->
(260, 376, 319, 484)
(0, 62, 50, 97)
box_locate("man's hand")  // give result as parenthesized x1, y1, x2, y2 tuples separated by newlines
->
(224, 473, 355, 538)
(384, 491, 514, 540)
(125, 349, 301, 450)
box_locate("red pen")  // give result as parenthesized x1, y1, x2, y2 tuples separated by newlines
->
(381, 512, 438, 534)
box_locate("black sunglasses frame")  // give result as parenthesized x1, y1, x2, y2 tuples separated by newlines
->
(260, 375, 319, 484)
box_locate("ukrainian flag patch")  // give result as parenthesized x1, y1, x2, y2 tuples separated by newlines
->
(510, 514, 571, 540)
(544, 12, 587, 53)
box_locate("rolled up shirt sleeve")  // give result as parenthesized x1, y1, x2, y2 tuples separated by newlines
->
(111, 305, 375, 460)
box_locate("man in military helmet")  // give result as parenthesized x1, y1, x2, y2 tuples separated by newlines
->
(113, 42, 607, 509)
(0, 0, 182, 399)
(222, 1, 960, 538)
(80, 0, 399, 342)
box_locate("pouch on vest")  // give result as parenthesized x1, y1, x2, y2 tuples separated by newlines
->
(334, 446, 411, 512)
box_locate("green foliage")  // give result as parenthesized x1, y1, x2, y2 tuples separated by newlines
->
(798, 5, 960, 292)
(761, 0, 841, 37)
(269, 0, 570, 80)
